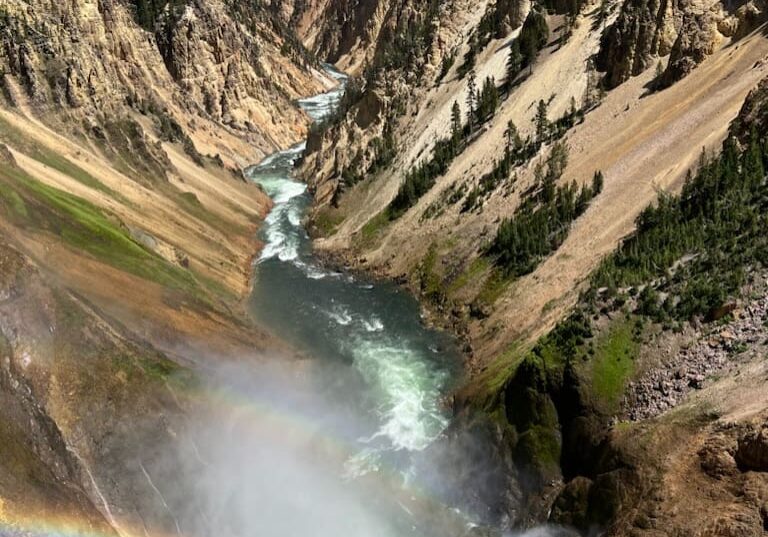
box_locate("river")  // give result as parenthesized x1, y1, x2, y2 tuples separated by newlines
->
(156, 66, 565, 537)
(247, 66, 462, 480)
(120, 66, 569, 537)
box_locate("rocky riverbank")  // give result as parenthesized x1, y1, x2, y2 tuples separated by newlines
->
(626, 275, 768, 421)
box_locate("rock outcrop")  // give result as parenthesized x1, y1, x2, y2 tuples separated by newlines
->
(0, 0, 326, 162)
(597, 0, 766, 89)
(660, 11, 721, 86)
(736, 423, 768, 471)
(731, 72, 768, 142)
(596, 0, 679, 88)
(0, 0, 338, 304)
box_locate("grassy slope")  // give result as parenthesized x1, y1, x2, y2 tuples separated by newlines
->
(0, 164, 203, 298)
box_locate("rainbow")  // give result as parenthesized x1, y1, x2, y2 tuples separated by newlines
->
(0, 509, 170, 537)
(0, 376, 474, 537)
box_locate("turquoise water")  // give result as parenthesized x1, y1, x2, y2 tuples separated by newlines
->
(247, 66, 462, 479)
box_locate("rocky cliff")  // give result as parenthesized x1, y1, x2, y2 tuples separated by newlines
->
(0, 239, 180, 534)
(0, 0, 336, 339)
(597, 0, 766, 88)
(0, 0, 327, 531)
(297, 0, 768, 533)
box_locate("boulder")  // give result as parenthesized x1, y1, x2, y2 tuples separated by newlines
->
(735, 424, 768, 472)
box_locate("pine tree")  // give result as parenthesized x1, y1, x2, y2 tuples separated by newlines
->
(466, 69, 478, 131)
(506, 40, 523, 86)
(519, 8, 549, 72)
(583, 58, 597, 110)
(535, 99, 550, 143)
(459, 35, 478, 77)
(477, 76, 500, 121)
(592, 170, 604, 195)
(547, 140, 568, 182)
(505, 120, 521, 154)
(742, 128, 765, 188)
(451, 101, 463, 149)
(521, 32, 539, 73)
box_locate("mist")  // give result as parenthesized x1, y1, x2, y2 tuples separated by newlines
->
(120, 352, 579, 537)
(142, 356, 455, 537)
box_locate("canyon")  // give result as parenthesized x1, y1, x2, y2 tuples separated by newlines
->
(0, 0, 767, 536)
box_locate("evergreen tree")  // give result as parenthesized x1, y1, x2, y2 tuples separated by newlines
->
(592, 170, 604, 195)
(535, 99, 550, 143)
(477, 76, 500, 121)
(506, 40, 523, 86)
(583, 58, 598, 110)
(547, 140, 568, 181)
(742, 127, 764, 188)
(451, 101, 463, 149)
(505, 120, 521, 154)
(519, 8, 549, 71)
(466, 69, 478, 130)
(521, 32, 539, 73)
(458, 35, 478, 77)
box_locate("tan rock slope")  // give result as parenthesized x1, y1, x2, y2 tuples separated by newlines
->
(300, 0, 768, 373)
(0, 0, 327, 531)
(295, 0, 768, 532)
(0, 0, 335, 347)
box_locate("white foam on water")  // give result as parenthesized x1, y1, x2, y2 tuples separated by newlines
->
(343, 335, 450, 476)
(252, 142, 307, 172)
(305, 265, 330, 280)
(327, 306, 353, 326)
(259, 206, 301, 262)
(252, 171, 308, 263)
(250, 68, 457, 498)
(362, 317, 384, 332)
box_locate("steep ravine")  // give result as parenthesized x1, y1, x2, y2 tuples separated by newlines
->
(293, 0, 768, 534)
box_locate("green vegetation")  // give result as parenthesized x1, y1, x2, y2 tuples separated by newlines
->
(458, 0, 530, 78)
(310, 77, 364, 135)
(448, 256, 491, 294)
(0, 183, 27, 216)
(369, 119, 398, 173)
(592, 129, 768, 321)
(388, 74, 503, 220)
(416, 244, 443, 302)
(359, 210, 391, 246)
(476, 267, 512, 306)
(463, 99, 586, 213)
(0, 166, 201, 296)
(517, 9, 550, 75)
(0, 116, 119, 198)
(489, 141, 602, 277)
(368, 0, 442, 84)
(388, 136, 458, 218)
(590, 319, 639, 412)
(313, 207, 346, 237)
(479, 120, 768, 480)
(437, 49, 458, 82)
